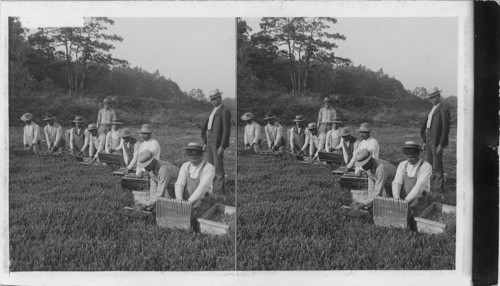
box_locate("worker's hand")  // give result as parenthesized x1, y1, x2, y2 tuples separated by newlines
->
(421, 143, 426, 151)
(436, 145, 443, 155)
(89, 157, 95, 164)
(133, 203, 146, 212)
(351, 202, 363, 211)
(354, 169, 362, 177)
(217, 146, 224, 156)
(342, 167, 349, 174)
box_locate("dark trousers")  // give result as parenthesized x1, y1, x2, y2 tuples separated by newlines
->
(426, 139, 445, 192)
(206, 131, 225, 193)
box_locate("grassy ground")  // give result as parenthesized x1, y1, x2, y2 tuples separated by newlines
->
(236, 125, 457, 270)
(9, 125, 236, 271)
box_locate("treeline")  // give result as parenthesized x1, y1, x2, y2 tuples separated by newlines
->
(8, 17, 231, 128)
(237, 18, 457, 127)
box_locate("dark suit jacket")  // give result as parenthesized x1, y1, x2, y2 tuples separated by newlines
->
(201, 104, 231, 149)
(420, 103, 451, 147)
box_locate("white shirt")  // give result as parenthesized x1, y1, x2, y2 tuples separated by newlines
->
(23, 122, 41, 146)
(347, 136, 380, 169)
(128, 138, 161, 174)
(426, 102, 441, 128)
(264, 122, 285, 148)
(44, 123, 63, 149)
(392, 159, 433, 202)
(208, 105, 222, 130)
(309, 133, 326, 156)
(105, 129, 121, 153)
(244, 121, 261, 146)
(174, 160, 215, 203)
(115, 138, 141, 165)
(325, 128, 341, 151)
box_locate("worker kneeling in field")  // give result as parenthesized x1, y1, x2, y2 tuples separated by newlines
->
(242, 112, 262, 152)
(353, 149, 396, 211)
(307, 122, 326, 163)
(43, 114, 65, 153)
(264, 112, 286, 153)
(105, 121, 123, 155)
(114, 128, 140, 167)
(333, 127, 360, 167)
(289, 115, 310, 157)
(69, 116, 87, 156)
(81, 123, 106, 163)
(20, 113, 41, 153)
(133, 150, 180, 212)
(346, 122, 380, 175)
(325, 117, 342, 152)
(174, 142, 215, 217)
(392, 141, 432, 222)
(127, 124, 161, 178)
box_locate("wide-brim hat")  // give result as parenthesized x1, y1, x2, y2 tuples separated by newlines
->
(87, 123, 98, 131)
(120, 128, 132, 138)
(138, 150, 155, 169)
(137, 124, 152, 133)
(103, 98, 109, 104)
(185, 142, 204, 152)
(263, 113, 276, 121)
(307, 122, 318, 130)
(355, 149, 372, 167)
(293, 115, 305, 122)
(43, 114, 55, 121)
(357, 122, 372, 133)
(20, 113, 33, 121)
(72, 116, 84, 123)
(339, 127, 351, 137)
(402, 140, 423, 151)
(241, 112, 253, 121)
(208, 89, 223, 100)
(426, 87, 442, 98)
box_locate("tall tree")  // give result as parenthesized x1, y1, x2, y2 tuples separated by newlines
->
(8, 17, 32, 94)
(256, 17, 349, 96)
(37, 17, 127, 95)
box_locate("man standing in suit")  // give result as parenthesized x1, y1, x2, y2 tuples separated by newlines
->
(420, 87, 451, 193)
(202, 89, 231, 193)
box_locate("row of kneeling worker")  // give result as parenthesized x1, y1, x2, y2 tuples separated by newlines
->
(19, 89, 231, 215)
(242, 88, 451, 216)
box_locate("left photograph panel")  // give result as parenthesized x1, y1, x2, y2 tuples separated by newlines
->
(8, 17, 236, 271)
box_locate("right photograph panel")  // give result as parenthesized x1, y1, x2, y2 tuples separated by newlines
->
(236, 17, 458, 270)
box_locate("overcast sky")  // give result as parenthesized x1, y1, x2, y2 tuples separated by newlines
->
(105, 18, 236, 98)
(242, 17, 458, 97)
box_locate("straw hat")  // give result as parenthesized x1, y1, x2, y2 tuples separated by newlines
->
(339, 127, 352, 137)
(138, 150, 155, 169)
(293, 115, 305, 122)
(103, 98, 109, 104)
(426, 87, 442, 98)
(185, 142, 204, 151)
(402, 140, 423, 151)
(263, 112, 276, 121)
(357, 122, 372, 133)
(43, 114, 55, 121)
(323, 97, 332, 103)
(307, 122, 318, 130)
(120, 128, 132, 138)
(87, 123, 98, 131)
(208, 89, 223, 100)
(137, 124, 153, 134)
(241, 112, 253, 121)
(72, 116, 84, 123)
(20, 113, 33, 122)
(354, 149, 372, 167)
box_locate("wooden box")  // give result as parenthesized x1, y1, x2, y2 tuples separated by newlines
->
(113, 167, 135, 176)
(373, 197, 409, 229)
(339, 173, 368, 189)
(98, 152, 124, 166)
(121, 176, 150, 190)
(318, 151, 343, 165)
(156, 198, 193, 230)
(198, 204, 236, 236)
(332, 166, 347, 175)
(351, 189, 370, 205)
(414, 202, 456, 234)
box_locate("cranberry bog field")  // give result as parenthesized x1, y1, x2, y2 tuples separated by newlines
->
(237, 125, 456, 270)
(8, 126, 236, 271)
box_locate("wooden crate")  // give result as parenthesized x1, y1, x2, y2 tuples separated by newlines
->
(98, 152, 124, 166)
(373, 197, 409, 229)
(414, 202, 456, 234)
(339, 173, 368, 189)
(318, 151, 343, 165)
(156, 198, 193, 230)
(121, 176, 150, 190)
(198, 204, 236, 236)
(113, 167, 135, 176)
(351, 189, 371, 205)
(332, 166, 347, 175)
